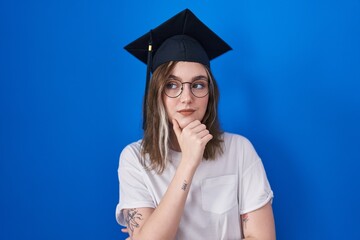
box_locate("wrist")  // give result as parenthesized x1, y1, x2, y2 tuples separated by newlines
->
(178, 158, 198, 175)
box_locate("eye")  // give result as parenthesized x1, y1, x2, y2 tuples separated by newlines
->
(165, 80, 180, 90)
(192, 80, 207, 89)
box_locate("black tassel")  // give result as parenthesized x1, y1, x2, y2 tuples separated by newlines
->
(143, 31, 153, 130)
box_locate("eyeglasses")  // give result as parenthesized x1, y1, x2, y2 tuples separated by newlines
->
(164, 79, 209, 98)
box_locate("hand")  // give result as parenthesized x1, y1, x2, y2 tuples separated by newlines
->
(172, 119, 213, 169)
(121, 228, 132, 240)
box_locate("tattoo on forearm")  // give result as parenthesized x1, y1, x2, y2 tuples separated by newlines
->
(181, 180, 188, 191)
(242, 213, 249, 229)
(124, 208, 143, 233)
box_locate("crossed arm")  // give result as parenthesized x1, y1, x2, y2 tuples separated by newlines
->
(122, 159, 197, 240)
(241, 201, 276, 240)
(122, 201, 275, 240)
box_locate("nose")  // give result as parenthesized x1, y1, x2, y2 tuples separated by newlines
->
(180, 84, 193, 103)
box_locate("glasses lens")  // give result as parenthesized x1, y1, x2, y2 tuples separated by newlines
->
(191, 80, 209, 98)
(164, 80, 182, 98)
(164, 79, 209, 98)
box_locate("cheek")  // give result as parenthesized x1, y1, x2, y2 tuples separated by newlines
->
(200, 98, 209, 114)
(202, 99, 210, 119)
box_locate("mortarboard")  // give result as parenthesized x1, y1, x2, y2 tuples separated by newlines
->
(124, 8, 232, 129)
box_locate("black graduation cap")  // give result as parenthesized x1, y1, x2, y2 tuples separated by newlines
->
(124, 8, 232, 129)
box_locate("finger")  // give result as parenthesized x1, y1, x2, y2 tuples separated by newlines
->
(191, 123, 207, 133)
(202, 133, 213, 144)
(185, 120, 202, 129)
(121, 228, 129, 233)
(172, 119, 182, 139)
(197, 129, 210, 139)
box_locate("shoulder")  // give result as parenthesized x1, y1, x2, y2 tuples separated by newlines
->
(120, 139, 142, 155)
(222, 132, 254, 149)
(221, 132, 260, 163)
(119, 139, 144, 168)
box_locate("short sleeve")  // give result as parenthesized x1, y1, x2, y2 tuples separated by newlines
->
(239, 138, 273, 214)
(115, 143, 155, 226)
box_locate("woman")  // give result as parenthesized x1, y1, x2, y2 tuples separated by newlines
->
(116, 9, 275, 240)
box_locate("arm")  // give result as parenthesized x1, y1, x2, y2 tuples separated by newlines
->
(123, 120, 212, 240)
(241, 201, 276, 240)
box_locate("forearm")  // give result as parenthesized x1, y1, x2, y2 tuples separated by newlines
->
(129, 120, 211, 240)
(133, 161, 196, 240)
(241, 202, 276, 240)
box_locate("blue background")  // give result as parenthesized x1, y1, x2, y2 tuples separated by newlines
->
(1, 0, 359, 239)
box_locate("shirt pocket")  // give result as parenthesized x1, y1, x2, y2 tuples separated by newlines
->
(201, 174, 237, 214)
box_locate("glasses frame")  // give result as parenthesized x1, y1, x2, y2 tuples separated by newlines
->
(163, 79, 210, 98)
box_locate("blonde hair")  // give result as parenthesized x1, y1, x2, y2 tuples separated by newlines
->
(141, 61, 223, 174)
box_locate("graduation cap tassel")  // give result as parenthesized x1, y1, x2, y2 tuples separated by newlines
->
(142, 31, 153, 130)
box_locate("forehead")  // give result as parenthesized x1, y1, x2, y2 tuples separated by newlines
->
(170, 61, 208, 78)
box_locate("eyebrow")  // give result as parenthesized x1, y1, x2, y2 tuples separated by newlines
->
(168, 74, 208, 81)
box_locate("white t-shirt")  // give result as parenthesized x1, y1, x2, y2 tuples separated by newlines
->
(116, 132, 273, 240)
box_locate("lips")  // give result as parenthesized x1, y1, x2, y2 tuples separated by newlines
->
(178, 109, 195, 116)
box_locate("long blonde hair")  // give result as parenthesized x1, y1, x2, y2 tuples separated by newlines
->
(141, 61, 223, 174)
